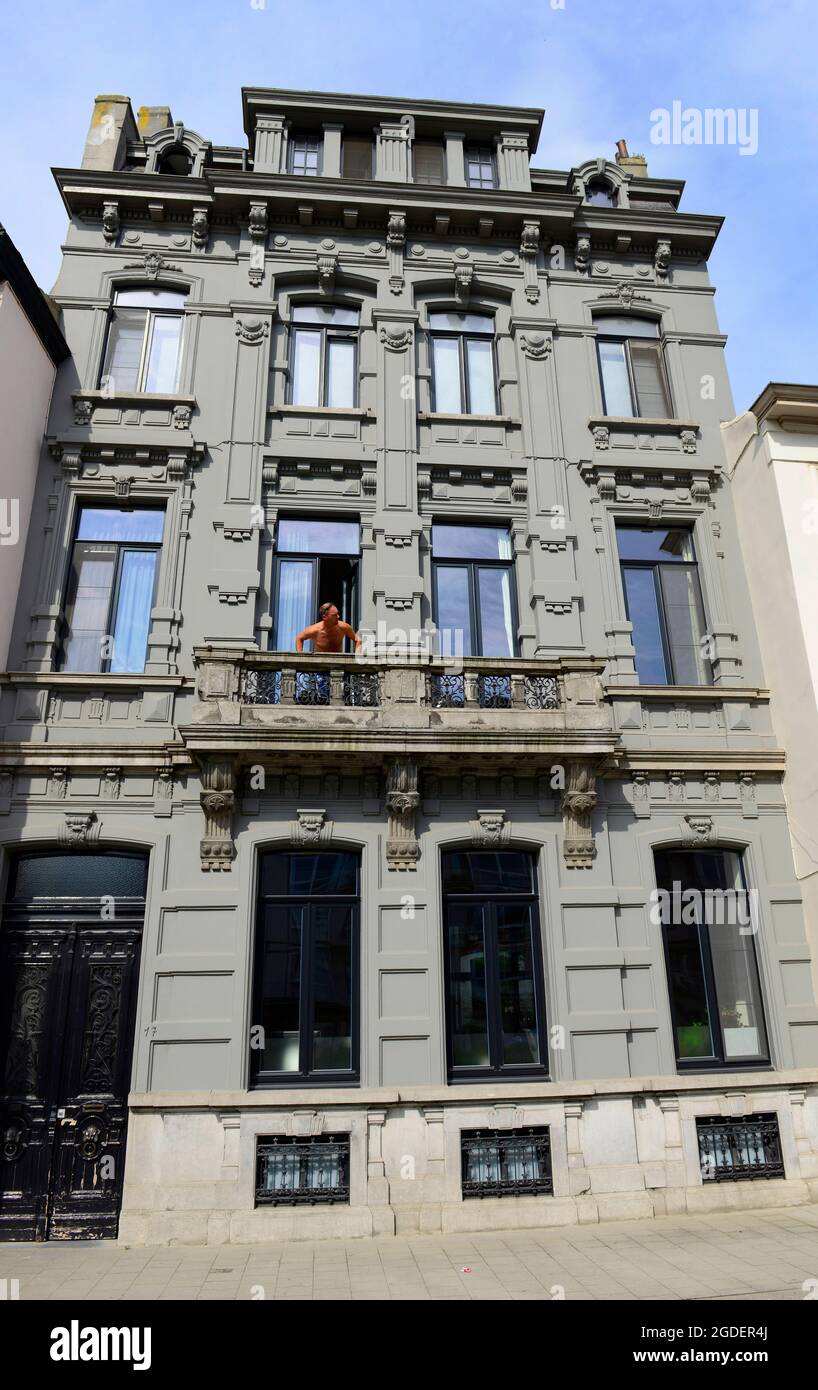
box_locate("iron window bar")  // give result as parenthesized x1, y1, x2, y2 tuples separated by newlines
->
(461, 1127, 553, 1199)
(697, 1114, 784, 1182)
(255, 1135, 350, 1205)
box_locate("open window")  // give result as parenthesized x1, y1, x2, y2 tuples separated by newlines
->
(272, 516, 360, 653)
(595, 315, 671, 418)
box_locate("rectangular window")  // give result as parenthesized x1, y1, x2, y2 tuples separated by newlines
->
(617, 526, 710, 685)
(654, 849, 769, 1070)
(288, 134, 321, 175)
(461, 1128, 553, 1198)
(59, 507, 164, 673)
(697, 1115, 784, 1182)
(432, 525, 515, 659)
(442, 851, 547, 1080)
(429, 311, 497, 415)
(413, 141, 445, 184)
(256, 1135, 350, 1205)
(273, 516, 360, 653)
(100, 289, 186, 394)
(252, 852, 359, 1086)
(465, 143, 497, 189)
(342, 137, 373, 179)
(595, 316, 670, 418)
(290, 304, 359, 408)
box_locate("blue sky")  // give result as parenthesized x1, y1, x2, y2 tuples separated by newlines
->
(1, 0, 815, 410)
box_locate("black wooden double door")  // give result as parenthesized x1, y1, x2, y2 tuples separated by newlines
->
(0, 911, 143, 1241)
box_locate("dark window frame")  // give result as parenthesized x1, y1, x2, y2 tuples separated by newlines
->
(57, 505, 164, 674)
(585, 178, 616, 207)
(288, 304, 360, 408)
(617, 525, 711, 686)
(464, 143, 498, 189)
(429, 315, 498, 415)
(287, 132, 322, 176)
(654, 848, 771, 1074)
(251, 850, 360, 1088)
(442, 850, 548, 1082)
(595, 319, 672, 418)
(99, 288, 187, 395)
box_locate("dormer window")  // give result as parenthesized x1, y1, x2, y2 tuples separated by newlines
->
(288, 133, 322, 175)
(465, 144, 497, 189)
(156, 146, 193, 177)
(413, 142, 445, 185)
(342, 137, 373, 179)
(585, 178, 615, 207)
(100, 288, 187, 394)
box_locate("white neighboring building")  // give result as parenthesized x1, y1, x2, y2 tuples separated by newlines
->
(723, 384, 818, 987)
(0, 224, 68, 669)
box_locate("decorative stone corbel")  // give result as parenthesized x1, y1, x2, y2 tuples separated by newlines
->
(561, 763, 598, 867)
(454, 263, 473, 303)
(592, 425, 610, 450)
(48, 766, 69, 799)
(192, 207, 209, 250)
(654, 238, 671, 280)
(680, 429, 697, 455)
(102, 201, 120, 245)
(470, 809, 510, 847)
(520, 219, 541, 302)
(317, 253, 337, 293)
(386, 211, 406, 295)
(59, 811, 100, 848)
(200, 760, 237, 871)
(101, 767, 122, 800)
(385, 760, 420, 869)
(248, 201, 269, 286)
(519, 331, 552, 360)
(738, 771, 757, 818)
(681, 813, 716, 846)
(73, 398, 93, 426)
(575, 233, 591, 276)
(291, 808, 332, 845)
(631, 770, 650, 818)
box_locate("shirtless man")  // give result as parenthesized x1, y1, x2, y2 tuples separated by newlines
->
(295, 603, 362, 653)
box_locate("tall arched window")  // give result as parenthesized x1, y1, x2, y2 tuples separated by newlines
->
(442, 850, 547, 1080)
(289, 304, 359, 407)
(100, 287, 187, 394)
(252, 851, 360, 1086)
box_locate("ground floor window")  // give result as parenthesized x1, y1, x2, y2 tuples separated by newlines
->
(251, 851, 359, 1086)
(654, 848, 769, 1069)
(442, 850, 547, 1081)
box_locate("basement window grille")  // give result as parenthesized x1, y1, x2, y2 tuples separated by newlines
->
(461, 1127, 553, 1199)
(696, 1114, 784, 1183)
(255, 1135, 350, 1206)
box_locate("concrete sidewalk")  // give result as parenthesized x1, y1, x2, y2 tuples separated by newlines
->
(1, 1204, 818, 1301)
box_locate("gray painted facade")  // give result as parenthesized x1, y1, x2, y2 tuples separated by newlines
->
(2, 88, 818, 1243)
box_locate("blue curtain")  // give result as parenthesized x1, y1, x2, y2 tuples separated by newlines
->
(111, 550, 157, 673)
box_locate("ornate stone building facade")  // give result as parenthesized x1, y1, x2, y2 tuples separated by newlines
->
(1, 89, 817, 1244)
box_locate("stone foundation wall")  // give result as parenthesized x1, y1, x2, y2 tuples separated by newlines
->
(119, 1071, 818, 1245)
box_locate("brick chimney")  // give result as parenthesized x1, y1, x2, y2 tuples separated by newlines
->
(615, 138, 648, 178)
(81, 95, 138, 171)
(137, 106, 174, 139)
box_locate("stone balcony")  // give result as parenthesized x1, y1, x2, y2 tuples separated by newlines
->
(187, 647, 617, 761)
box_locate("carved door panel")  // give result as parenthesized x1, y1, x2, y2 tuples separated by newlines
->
(0, 929, 74, 1241)
(47, 928, 142, 1240)
(0, 923, 142, 1241)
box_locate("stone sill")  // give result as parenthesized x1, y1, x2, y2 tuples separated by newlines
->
(418, 411, 517, 425)
(270, 404, 373, 418)
(0, 673, 191, 688)
(608, 684, 769, 701)
(588, 415, 700, 432)
(128, 1066, 818, 1111)
(73, 390, 196, 408)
